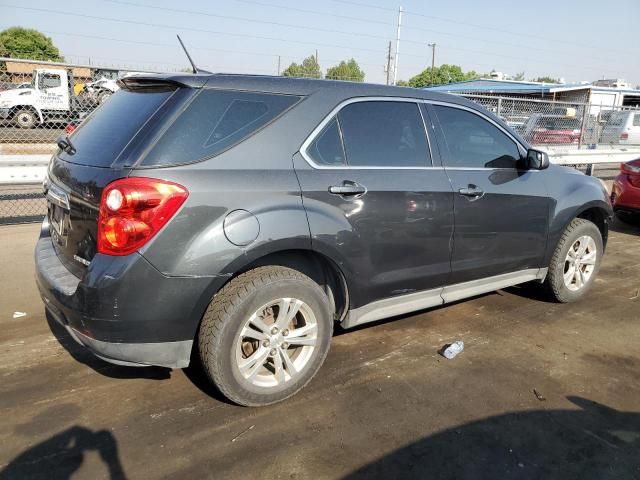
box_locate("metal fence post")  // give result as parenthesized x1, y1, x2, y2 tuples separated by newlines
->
(497, 97, 502, 119)
(578, 102, 589, 150)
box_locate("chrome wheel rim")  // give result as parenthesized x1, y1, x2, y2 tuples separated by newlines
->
(563, 235, 597, 292)
(235, 298, 318, 388)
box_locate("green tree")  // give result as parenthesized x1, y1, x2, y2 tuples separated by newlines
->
(325, 58, 365, 82)
(531, 76, 561, 84)
(0, 27, 62, 61)
(408, 64, 479, 88)
(282, 55, 321, 79)
(395, 79, 409, 87)
(0, 39, 8, 57)
(513, 71, 525, 81)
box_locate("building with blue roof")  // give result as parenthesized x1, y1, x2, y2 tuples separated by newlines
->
(425, 79, 640, 110)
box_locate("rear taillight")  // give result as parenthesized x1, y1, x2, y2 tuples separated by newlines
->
(98, 177, 188, 256)
(620, 132, 629, 140)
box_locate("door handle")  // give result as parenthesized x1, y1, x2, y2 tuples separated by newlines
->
(328, 181, 367, 196)
(458, 185, 484, 200)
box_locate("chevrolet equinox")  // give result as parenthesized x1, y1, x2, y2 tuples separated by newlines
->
(36, 73, 613, 406)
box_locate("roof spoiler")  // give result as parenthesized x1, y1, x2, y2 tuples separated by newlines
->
(117, 76, 187, 90)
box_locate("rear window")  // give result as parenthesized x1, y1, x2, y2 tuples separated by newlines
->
(141, 89, 300, 166)
(60, 89, 173, 167)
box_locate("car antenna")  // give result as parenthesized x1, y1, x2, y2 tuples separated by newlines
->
(177, 34, 204, 74)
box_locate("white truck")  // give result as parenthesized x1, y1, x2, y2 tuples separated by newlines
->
(0, 68, 107, 129)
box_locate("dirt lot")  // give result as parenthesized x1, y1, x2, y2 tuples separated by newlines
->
(1, 219, 639, 480)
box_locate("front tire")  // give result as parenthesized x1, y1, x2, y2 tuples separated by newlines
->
(545, 218, 603, 303)
(198, 266, 333, 406)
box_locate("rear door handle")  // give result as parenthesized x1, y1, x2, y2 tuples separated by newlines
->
(458, 185, 484, 200)
(328, 181, 367, 196)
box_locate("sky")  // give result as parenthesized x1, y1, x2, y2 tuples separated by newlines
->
(1, 0, 639, 86)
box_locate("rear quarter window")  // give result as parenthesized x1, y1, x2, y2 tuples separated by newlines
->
(141, 89, 300, 166)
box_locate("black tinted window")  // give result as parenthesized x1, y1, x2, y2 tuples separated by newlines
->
(59, 89, 173, 167)
(307, 118, 346, 166)
(338, 101, 430, 167)
(434, 105, 521, 169)
(143, 90, 300, 166)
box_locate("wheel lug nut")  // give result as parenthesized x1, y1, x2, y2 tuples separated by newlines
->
(282, 329, 289, 337)
(282, 342, 289, 349)
(269, 348, 277, 356)
(271, 327, 279, 335)
(262, 340, 270, 347)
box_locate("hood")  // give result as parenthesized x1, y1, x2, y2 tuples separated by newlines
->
(0, 88, 35, 105)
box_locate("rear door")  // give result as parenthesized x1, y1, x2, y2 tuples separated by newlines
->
(429, 102, 550, 284)
(294, 98, 454, 309)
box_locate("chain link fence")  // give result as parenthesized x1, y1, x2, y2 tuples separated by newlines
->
(1, 57, 638, 224)
(459, 94, 640, 150)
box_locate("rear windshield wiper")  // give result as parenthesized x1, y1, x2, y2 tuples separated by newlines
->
(56, 134, 76, 155)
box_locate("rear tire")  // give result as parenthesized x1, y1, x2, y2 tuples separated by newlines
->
(198, 266, 333, 406)
(545, 218, 603, 303)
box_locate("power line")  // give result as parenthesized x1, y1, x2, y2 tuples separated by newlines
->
(43, 30, 387, 68)
(233, 0, 392, 27)
(328, 0, 395, 12)
(402, 9, 630, 54)
(1, 4, 387, 55)
(104, 0, 393, 43)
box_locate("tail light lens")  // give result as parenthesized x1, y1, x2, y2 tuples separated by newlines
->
(620, 132, 629, 140)
(98, 177, 188, 256)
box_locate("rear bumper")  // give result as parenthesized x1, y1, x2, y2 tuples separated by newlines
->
(35, 219, 225, 368)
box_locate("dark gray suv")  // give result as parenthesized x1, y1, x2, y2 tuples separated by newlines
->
(36, 73, 612, 406)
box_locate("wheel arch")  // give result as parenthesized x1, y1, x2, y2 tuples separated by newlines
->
(192, 247, 351, 342)
(545, 199, 612, 266)
(9, 105, 43, 124)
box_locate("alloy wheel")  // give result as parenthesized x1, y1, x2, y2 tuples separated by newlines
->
(563, 235, 597, 292)
(235, 298, 318, 388)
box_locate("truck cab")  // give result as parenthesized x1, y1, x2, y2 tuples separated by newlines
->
(0, 68, 72, 128)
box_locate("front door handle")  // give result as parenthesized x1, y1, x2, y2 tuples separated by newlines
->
(328, 181, 367, 197)
(458, 185, 484, 200)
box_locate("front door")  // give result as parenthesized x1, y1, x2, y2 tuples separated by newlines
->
(294, 99, 454, 309)
(429, 103, 550, 284)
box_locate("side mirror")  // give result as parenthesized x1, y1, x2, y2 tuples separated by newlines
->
(526, 149, 550, 170)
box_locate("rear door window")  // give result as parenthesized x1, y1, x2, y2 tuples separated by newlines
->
(337, 101, 430, 167)
(142, 90, 300, 166)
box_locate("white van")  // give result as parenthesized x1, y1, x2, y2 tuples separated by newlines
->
(601, 111, 640, 145)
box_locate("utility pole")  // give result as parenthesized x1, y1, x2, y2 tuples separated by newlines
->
(385, 41, 392, 85)
(393, 6, 402, 86)
(277, 55, 281, 76)
(428, 43, 436, 86)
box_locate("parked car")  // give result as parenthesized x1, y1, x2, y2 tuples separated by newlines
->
(36, 74, 613, 406)
(600, 111, 640, 145)
(611, 158, 640, 222)
(522, 113, 582, 144)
